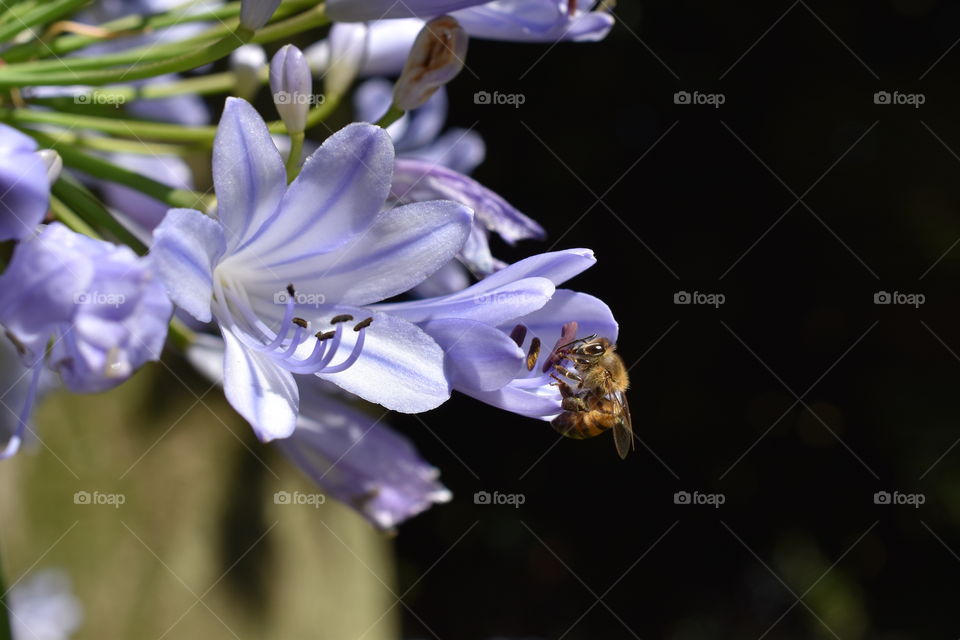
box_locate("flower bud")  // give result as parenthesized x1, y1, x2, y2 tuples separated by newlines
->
(230, 44, 267, 101)
(392, 16, 468, 112)
(239, 0, 281, 30)
(37, 150, 62, 185)
(270, 45, 313, 134)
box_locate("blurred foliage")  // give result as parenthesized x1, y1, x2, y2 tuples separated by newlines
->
(0, 361, 399, 639)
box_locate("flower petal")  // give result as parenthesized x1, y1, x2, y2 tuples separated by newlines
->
(231, 123, 395, 265)
(469, 248, 595, 292)
(508, 289, 618, 344)
(277, 389, 451, 530)
(247, 200, 472, 307)
(300, 306, 451, 413)
(213, 97, 286, 252)
(151, 208, 226, 323)
(0, 153, 49, 242)
(222, 328, 299, 441)
(421, 318, 524, 391)
(327, 0, 488, 21)
(374, 275, 554, 325)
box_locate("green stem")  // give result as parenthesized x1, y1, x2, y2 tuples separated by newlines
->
(375, 105, 405, 129)
(2, 0, 314, 62)
(50, 194, 100, 238)
(285, 132, 304, 182)
(0, 560, 11, 640)
(0, 0, 88, 45)
(41, 131, 201, 156)
(28, 130, 206, 211)
(52, 176, 149, 254)
(0, 26, 256, 87)
(168, 317, 196, 350)
(1, 108, 218, 144)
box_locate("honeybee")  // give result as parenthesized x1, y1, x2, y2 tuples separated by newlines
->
(549, 335, 634, 459)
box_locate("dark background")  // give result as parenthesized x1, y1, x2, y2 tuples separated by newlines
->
(384, 2, 960, 638)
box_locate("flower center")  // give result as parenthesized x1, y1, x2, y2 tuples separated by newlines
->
(213, 278, 372, 376)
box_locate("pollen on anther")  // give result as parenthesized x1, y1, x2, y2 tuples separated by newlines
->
(353, 317, 373, 331)
(286, 283, 295, 296)
(330, 314, 354, 324)
(315, 330, 336, 341)
(292, 317, 308, 328)
(526, 337, 541, 371)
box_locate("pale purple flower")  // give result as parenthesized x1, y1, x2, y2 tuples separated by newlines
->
(326, 0, 614, 43)
(0, 124, 50, 241)
(151, 98, 473, 442)
(373, 249, 617, 419)
(0, 223, 172, 458)
(240, 0, 281, 30)
(188, 333, 451, 529)
(8, 569, 83, 640)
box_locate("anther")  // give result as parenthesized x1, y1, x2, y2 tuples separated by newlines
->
(315, 330, 336, 341)
(526, 337, 541, 371)
(509, 324, 527, 347)
(353, 317, 373, 331)
(292, 317, 308, 328)
(286, 283, 295, 296)
(330, 314, 354, 324)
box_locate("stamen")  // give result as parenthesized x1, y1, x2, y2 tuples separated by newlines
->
(259, 294, 297, 351)
(526, 337, 541, 371)
(509, 324, 527, 347)
(330, 314, 354, 324)
(543, 321, 579, 373)
(315, 330, 336, 341)
(322, 325, 367, 373)
(353, 317, 373, 331)
(286, 283, 296, 296)
(292, 317, 308, 328)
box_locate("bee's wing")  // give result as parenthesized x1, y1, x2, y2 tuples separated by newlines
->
(610, 390, 634, 460)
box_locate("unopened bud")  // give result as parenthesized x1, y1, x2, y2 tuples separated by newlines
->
(393, 16, 468, 111)
(230, 44, 267, 100)
(239, 0, 281, 30)
(270, 44, 312, 134)
(37, 149, 62, 184)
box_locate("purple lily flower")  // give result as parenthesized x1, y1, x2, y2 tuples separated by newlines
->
(188, 334, 451, 529)
(0, 223, 172, 458)
(151, 98, 473, 442)
(372, 249, 617, 418)
(326, 0, 614, 43)
(0, 124, 50, 242)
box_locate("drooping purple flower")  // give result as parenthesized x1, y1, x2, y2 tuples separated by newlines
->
(187, 334, 451, 529)
(0, 223, 172, 457)
(0, 124, 50, 242)
(372, 249, 617, 419)
(151, 98, 473, 442)
(326, 0, 614, 43)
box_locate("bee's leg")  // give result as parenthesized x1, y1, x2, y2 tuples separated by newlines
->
(554, 366, 583, 388)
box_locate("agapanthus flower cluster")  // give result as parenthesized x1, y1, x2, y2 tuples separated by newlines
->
(0, 0, 620, 535)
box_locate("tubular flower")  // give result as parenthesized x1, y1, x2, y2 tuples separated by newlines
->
(0, 124, 50, 242)
(151, 98, 473, 442)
